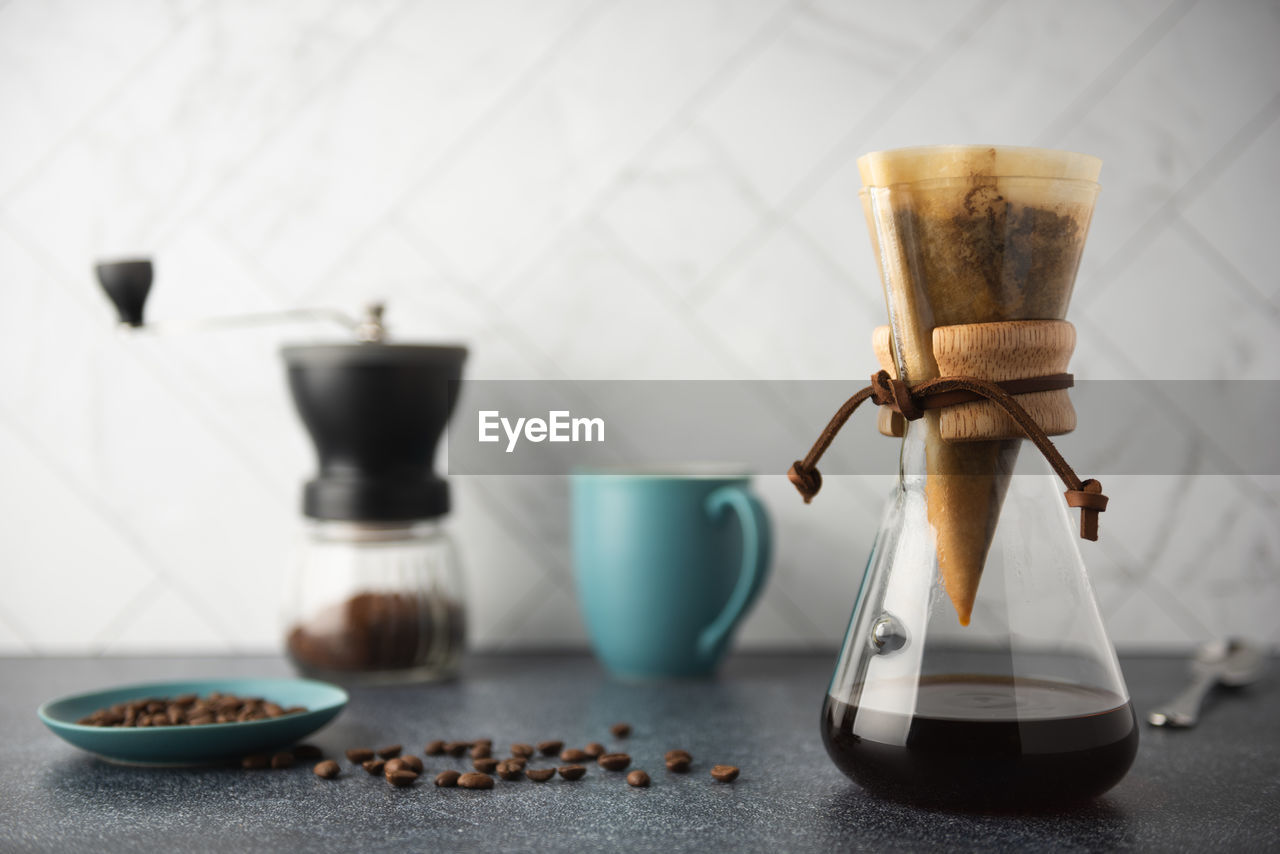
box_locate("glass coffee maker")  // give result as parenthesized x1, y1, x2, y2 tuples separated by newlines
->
(795, 146, 1137, 809)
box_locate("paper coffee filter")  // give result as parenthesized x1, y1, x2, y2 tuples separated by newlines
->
(857, 145, 1101, 186)
(859, 145, 1099, 626)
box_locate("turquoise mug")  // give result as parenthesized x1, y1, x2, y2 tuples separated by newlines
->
(571, 468, 772, 678)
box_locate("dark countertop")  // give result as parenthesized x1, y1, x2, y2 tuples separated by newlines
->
(0, 653, 1276, 853)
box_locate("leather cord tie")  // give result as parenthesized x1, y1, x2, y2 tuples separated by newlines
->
(787, 370, 1108, 541)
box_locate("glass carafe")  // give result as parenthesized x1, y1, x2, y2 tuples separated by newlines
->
(820, 145, 1136, 809)
(821, 424, 1137, 808)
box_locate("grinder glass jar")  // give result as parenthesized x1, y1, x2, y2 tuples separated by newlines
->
(284, 520, 465, 682)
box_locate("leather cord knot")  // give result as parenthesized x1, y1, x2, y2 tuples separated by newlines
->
(869, 370, 924, 420)
(788, 370, 1108, 542)
(1064, 478, 1109, 541)
(787, 462, 822, 504)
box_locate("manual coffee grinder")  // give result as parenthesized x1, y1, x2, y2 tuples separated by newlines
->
(788, 146, 1136, 809)
(96, 260, 468, 683)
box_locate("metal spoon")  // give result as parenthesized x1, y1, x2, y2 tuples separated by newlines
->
(1147, 638, 1266, 728)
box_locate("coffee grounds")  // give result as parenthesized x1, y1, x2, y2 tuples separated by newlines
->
(286, 591, 465, 674)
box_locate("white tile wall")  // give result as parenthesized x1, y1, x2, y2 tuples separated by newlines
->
(1, 0, 1277, 654)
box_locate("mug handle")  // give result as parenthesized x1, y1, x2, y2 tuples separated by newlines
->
(697, 485, 772, 666)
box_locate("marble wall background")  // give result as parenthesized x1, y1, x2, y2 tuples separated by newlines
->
(2, 0, 1277, 654)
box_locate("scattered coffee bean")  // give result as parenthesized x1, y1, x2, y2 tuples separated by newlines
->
(583, 742, 606, 758)
(293, 744, 323, 761)
(472, 757, 499, 773)
(363, 759, 386, 776)
(446, 742, 469, 757)
(472, 738, 492, 748)
(664, 749, 692, 763)
(313, 760, 340, 779)
(598, 753, 631, 771)
(458, 772, 494, 790)
(610, 722, 632, 738)
(495, 760, 524, 781)
(560, 748, 588, 762)
(346, 748, 375, 764)
(627, 770, 650, 788)
(435, 770, 461, 787)
(241, 754, 269, 770)
(376, 744, 402, 759)
(710, 765, 740, 782)
(270, 752, 295, 769)
(425, 740, 446, 756)
(470, 743, 491, 759)
(665, 756, 691, 773)
(387, 769, 419, 787)
(536, 740, 563, 756)
(384, 755, 424, 775)
(526, 767, 556, 782)
(558, 765, 586, 781)
(510, 743, 534, 758)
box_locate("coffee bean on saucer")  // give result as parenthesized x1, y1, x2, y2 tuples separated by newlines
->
(627, 770, 650, 788)
(435, 770, 461, 787)
(560, 748, 588, 762)
(387, 769, 419, 787)
(241, 754, 269, 770)
(363, 759, 386, 776)
(598, 753, 631, 771)
(270, 752, 295, 769)
(425, 740, 446, 756)
(376, 744, 402, 759)
(346, 748, 375, 764)
(472, 757, 499, 773)
(495, 760, 524, 781)
(610, 722, 632, 738)
(313, 760, 340, 779)
(470, 743, 491, 759)
(710, 765, 740, 782)
(458, 772, 494, 790)
(583, 742, 606, 758)
(664, 749, 691, 763)
(293, 744, 323, 761)
(537, 741, 563, 756)
(526, 768, 555, 782)
(558, 765, 586, 781)
(665, 756, 691, 773)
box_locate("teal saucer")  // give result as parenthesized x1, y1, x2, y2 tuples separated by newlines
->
(38, 677, 348, 766)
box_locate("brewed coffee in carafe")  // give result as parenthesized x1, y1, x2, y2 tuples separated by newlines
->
(818, 146, 1136, 809)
